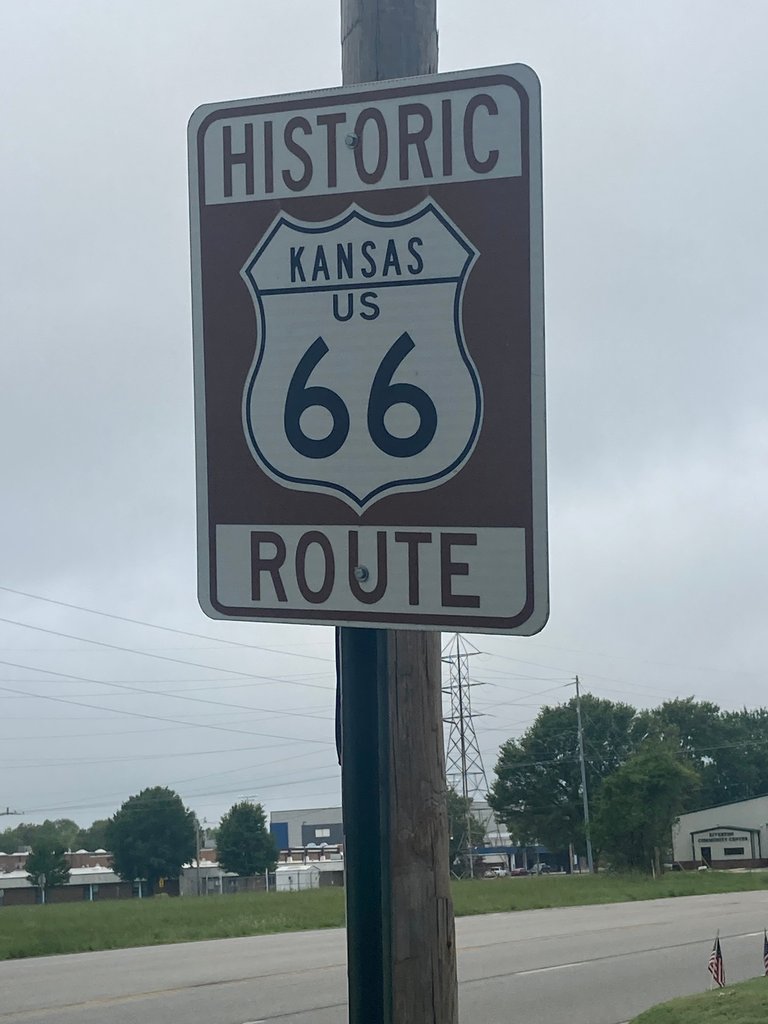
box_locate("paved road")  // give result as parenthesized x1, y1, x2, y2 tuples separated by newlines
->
(1, 890, 767, 1023)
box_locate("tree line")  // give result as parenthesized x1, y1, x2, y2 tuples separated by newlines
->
(2, 788, 278, 898)
(488, 696, 768, 872)
(0, 817, 111, 855)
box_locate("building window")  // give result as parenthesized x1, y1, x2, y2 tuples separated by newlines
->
(315, 828, 331, 838)
(723, 847, 745, 856)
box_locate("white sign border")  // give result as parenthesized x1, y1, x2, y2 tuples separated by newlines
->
(188, 63, 547, 635)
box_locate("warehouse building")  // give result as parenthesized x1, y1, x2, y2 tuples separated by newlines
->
(0, 865, 133, 906)
(270, 807, 343, 850)
(672, 794, 768, 869)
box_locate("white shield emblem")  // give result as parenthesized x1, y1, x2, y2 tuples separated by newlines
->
(241, 199, 482, 512)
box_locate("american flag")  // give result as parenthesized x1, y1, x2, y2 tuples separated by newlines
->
(763, 930, 768, 976)
(708, 936, 725, 988)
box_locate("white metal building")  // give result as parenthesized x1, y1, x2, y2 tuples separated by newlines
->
(275, 863, 321, 891)
(274, 858, 345, 891)
(672, 794, 768, 869)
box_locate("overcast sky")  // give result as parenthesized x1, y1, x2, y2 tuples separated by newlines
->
(1, 1, 767, 833)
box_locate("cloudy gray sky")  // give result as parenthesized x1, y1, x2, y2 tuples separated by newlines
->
(1, 0, 767, 831)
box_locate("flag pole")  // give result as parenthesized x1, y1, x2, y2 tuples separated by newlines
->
(708, 931, 724, 989)
(710, 930, 718, 989)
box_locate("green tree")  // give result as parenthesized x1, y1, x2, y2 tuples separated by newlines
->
(592, 741, 700, 873)
(636, 698, 768, 807)
(633, 697, 722, 751)
(48, 818, 81, 850)
(703, 708, 768, 805)
(216, 802, 277, 876)
(446, 788, 487, 877)
(75, 818, 111, 851)
(488, 695, 637, 858)
(106, 787, 196, 893)
(1, 818, 81, 853)
(634, 697, 722, 775)
(25, 844, 70, 902)
(0, 826, 20, 851)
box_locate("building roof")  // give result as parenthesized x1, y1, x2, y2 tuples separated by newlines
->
(680, 793, 768, 815)
(0, 866, 122, 888)
(0, 870, 29, 885)
(688, 824, 761, 835)
(270, 807, 342, 821)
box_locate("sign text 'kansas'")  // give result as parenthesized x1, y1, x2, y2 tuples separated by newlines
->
(189, 65, 547, 633)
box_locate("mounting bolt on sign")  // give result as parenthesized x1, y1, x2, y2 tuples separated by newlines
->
(188, 64, 547, 635)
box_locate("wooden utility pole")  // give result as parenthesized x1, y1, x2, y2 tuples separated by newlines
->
(190, 14, 544, 1023)
(341, 0, 438, 82)
(339, 3, 458, 1023)
(575, 676, 595, 873)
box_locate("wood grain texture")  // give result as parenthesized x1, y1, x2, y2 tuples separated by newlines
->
(340, 4, 457, 1020)
(341, 0, 438, 83)
(387, 629, 458, 1024)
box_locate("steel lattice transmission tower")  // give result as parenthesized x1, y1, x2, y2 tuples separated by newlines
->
(442, 634, 489, 803)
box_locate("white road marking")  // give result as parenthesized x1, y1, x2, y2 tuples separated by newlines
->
(516, 961, 586, 977)
(510, 928, 767, 980)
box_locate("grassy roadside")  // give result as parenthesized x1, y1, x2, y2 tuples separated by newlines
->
(1, 871, 766, 961)
(0, 887, 346, 960)
(451, 869, 768, 916)
(630, 977, 768, 1022)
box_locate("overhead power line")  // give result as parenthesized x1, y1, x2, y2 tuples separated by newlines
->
(0, 614, 334, 693)
(17, 772, 343, 818)
(0, 584, 332, 663)
(0, 654, 332, 726)
(0, 741, 336, 771)
(0, 681, 335, 746)
(7, 748, 337, 820)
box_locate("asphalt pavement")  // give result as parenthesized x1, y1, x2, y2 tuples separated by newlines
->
(1, 889, 767, 1024)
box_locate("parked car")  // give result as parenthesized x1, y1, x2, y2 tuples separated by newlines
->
(529, 862, 551, 875)
(484, 866, 509, 878)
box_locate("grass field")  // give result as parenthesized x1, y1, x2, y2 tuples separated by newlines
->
(0, 887, 346, 960)
(630, 977, 768, 1022)
(1, 870, 766, 961)
(450, 869, 768, 916)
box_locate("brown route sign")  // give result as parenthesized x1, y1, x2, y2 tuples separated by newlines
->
(188, 64, 547, 633)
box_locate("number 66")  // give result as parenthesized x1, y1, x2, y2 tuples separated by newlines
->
(284, 331, 437, 460)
